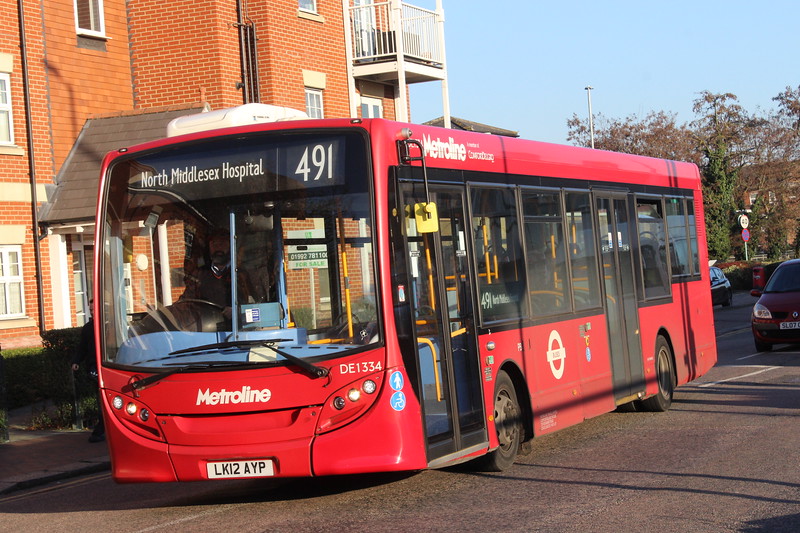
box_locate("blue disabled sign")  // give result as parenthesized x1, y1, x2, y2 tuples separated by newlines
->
(390, 391, 406, 411)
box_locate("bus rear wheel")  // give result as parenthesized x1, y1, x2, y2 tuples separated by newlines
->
(476, 370, 522, 471)
(637, 336, 675, 412)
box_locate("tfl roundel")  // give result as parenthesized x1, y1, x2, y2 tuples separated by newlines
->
(547, 330, 566, 380)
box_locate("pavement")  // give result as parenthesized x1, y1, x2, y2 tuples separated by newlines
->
(0, 405, 110, 495)
(0, 290, 756, 496)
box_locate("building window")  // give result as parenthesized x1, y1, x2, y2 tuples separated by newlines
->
(75, 0, 105, 37)
(305, 88, 324, 118)
(360, 96, 383, 118)
(299, 0, 317, 14)
(0, 73, 13, 145)
(0, 245, 25, 318)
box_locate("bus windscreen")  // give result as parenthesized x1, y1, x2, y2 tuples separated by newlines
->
(99, 130, 379, 370)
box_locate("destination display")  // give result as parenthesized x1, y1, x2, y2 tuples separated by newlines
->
(125, 135, 349, 200)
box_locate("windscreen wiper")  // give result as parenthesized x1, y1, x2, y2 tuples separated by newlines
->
(168, 338, 293, 357)
(131, 361, 259, 391)
(257, 341, 330, 379)
(131, 341, 328, 392)
(166, 339, 329, 379)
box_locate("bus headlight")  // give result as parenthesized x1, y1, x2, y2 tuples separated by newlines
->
(104, 391, 165, 442)
(317, 372, 384, 434)
(362, 380, 377, 394)
(347, 388, 361, 402)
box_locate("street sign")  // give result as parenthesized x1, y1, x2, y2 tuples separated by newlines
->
(738, 214, 750, 229)
(742, 228, 750, 242)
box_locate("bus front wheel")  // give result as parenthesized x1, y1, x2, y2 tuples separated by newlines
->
(477, 370, 522, 471)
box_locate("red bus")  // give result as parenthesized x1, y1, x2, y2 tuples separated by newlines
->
(94, 105, 717, 482)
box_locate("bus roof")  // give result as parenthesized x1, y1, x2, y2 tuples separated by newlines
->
(103, 115, 700, 192)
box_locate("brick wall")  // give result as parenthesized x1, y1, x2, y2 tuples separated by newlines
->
(0, 0, 134, 345)
(128, 0, 243, 109)
(1, 0, 401, 347)
(128, 1, 386, 119)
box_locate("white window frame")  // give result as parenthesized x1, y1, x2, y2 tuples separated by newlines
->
(298, 0, 318, 14)
(360, 96, 383, 118)
(0, 73, 13, 146)
(74, 0, 106, 38)
(305, 88, 324, 119)
(0, 245, 25, 319)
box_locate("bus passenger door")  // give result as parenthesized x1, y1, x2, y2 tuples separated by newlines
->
(595, 194, 645, 403)
(399, 184, 487, 465)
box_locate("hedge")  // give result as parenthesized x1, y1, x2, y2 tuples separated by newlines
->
(716, 261, 784, 291)
(2, 327, 100, 430)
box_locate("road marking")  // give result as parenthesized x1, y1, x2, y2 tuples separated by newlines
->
(0, 472, 109, 504)
(698, 366, 779, 388)
(134, 505, 236, 533)
(716, 327, 750, 338)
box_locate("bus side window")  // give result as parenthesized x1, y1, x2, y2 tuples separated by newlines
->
(687, 199, 701, 275)
(471, 187, 526, 323)
(636, 197, 670, 299)
(564, 192, 602, 310)
(666, 197, 691, 278)
(522, 190, 569, 316)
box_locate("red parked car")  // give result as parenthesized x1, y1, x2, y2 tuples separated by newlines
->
(751, 259, 800, 352)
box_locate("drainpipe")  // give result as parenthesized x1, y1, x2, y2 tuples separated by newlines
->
(17, 0, 47, 336)
(236, 0, 260, 104)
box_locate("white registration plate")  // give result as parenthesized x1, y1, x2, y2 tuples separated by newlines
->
(206, 459, 274, 479)
(780, 321, 800, 330)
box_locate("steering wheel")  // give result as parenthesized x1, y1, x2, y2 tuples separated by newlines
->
(332, 311, 362, 327)
(179, 298, 225, 310)
(172, 299, 228, 332)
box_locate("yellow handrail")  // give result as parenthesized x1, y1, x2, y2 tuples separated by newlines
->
(417, 337, 442, 401)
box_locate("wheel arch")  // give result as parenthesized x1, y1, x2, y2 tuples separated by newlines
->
(497, 360, 533, 443)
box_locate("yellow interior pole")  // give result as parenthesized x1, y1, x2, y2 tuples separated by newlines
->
(424, 234, 436, 310)
(482, 220, 492, 284)
(338, 216, 353, 338)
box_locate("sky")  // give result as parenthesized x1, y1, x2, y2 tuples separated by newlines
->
(408, 0, 800, 145)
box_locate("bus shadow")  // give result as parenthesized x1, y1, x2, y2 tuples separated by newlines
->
(170, 470, 419, 507)
(465, 463, 800, 506)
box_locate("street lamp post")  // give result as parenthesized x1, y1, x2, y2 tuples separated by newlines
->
(585, 85, 595, 149)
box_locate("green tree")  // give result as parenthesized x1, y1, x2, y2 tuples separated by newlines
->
(690, 92, 754, 260)
(566, 88, 800, 260)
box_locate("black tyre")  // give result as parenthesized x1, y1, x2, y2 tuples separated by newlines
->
(637, 336, 675, 412)
(476, 370, 522, 471)
(754, 337, 772, 352)
(722, 289, 732, 307)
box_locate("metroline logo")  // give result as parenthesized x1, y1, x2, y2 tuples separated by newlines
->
(422, 133, 467, 161)
(196, 386, 272, 406)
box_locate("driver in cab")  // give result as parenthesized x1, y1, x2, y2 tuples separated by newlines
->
(188, 229, 233, 307)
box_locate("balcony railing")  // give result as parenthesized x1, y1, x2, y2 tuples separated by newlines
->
(349, 1, 444, 68)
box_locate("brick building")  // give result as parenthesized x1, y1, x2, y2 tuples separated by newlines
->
(1, 0, 448, 348)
